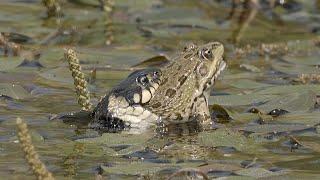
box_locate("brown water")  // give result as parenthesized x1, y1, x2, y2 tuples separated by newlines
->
(0, 0, 320, 179)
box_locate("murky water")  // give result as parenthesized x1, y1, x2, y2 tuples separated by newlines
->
(0, 0, 320, 179)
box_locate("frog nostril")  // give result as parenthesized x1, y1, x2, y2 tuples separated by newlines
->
(183, 43, 197, 52)
(212, 42, 221, 48)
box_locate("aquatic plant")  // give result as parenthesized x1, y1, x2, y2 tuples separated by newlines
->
(231, 0, 259, 43)
(63, 143, 85, 177)
(167, 168, 208, 180)
(100, 0, 114, 45)
(234, 37, 320, 57)
(0, 32, 20, 56)
(298, 74, 320, 84)
(16, 117, 54, 180)
(41, 0, 61, 18)
(64, 48, 92, 111)
(104, 14, 114, 45)
(99, 0, 114, 12)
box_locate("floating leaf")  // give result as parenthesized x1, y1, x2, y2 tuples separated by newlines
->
(38, 67, 73, 85)
(116, 145, 145, 156)
(116, 0, 162, 12)
(131, 55, 169, 69)
(271, 61, 319, 75)
(254, 84, 320, 95)
(0, 83, 30, 99)
(282, 55, 320, 66)
(223, 72, 263, 80)
(231, 113, 261, 123)
(198, 163, 243, 173)
(268, 109, 289, 117)
(197, 128, 262, 153)
(210, 104, 232, 123)
(2, 32, 33, 44)
(100, 160, 203, 176)
(299, 141, 320, 153)
(76, 48, 156, 69)
(275, 156, 320, 171)
(141, 7, 217, 29)
(36, 48, 64, 68)
(253, 91, 316, 113)
(240, 64, 261, 73)
(17, 59, 44, 68)
(100, 161, 169, 176)
(75, 133, 150, 146)
(230, 79, 274, 89)
(274, 111, 320, 126)
(209, 94, 277, 106)
(0, 56, 23, 71)
(29, 130, 45, 143)
(241, 124, 312, 134)
(235, 167, 288, 178)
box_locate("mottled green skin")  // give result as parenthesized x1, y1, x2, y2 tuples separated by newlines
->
(146, 42, 225, 124)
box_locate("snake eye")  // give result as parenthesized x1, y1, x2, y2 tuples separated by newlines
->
(137, 75, 149, 86)
(153, 71, 161, 79)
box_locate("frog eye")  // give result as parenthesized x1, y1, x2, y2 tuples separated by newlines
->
(137, 75, 149, 86)
(199, 48, 213, 59)
(203, 49, 212, 58)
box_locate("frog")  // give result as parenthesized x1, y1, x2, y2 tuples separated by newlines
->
(90, 41, 226, 134)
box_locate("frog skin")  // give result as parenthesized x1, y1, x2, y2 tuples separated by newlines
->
(90, 42, 226, 133)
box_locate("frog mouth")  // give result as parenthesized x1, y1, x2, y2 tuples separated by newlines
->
(204, 59, 226, 91)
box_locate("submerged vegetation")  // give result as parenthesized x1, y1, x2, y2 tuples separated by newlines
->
(0, 0, 320, 179)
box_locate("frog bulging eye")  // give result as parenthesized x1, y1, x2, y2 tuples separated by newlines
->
(137, 75, 149, 86)
(204, 49, 212, 58)
(199, 48, 214, 60)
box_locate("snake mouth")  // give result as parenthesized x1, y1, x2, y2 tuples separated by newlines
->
(203, 59, 226, 91)
(89, 115, 131, 133)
